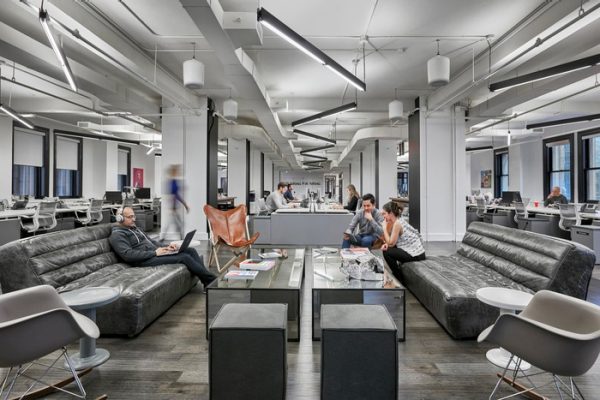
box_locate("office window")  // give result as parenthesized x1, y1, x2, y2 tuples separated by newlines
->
(12, 127, 49, 198)
(118, 146, 131, 192)
(397, 170, 408, 196)
(544, 135, 573, 202)
(494, 149, 509, 198)
(580, 132, 600, 201)
(54, 134, 82, 198)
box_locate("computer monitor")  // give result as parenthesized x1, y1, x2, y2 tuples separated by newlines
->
(217, 188, 224, 195)
(105, 191, 123, 204)
(501, 191, 522, 205)
(134, 187, 151, 199)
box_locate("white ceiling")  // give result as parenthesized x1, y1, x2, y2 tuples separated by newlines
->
(0, 0, 599, 166)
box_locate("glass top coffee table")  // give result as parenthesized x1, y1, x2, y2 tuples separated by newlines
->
(206, 248, 305, 341)
(311, 248, 405, 341)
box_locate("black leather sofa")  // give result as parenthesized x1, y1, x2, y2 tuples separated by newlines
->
(0, 224, 197, 336)
(400, 222, 596, 339)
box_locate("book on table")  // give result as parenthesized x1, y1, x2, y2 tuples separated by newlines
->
(258, 251, 283, 259)
(340, 247, 370, 260)
(224, 270, 259, 280)
(239, 258, 276, 271)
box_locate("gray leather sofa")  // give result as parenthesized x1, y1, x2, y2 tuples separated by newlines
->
(0, 224, 197, 336)
(400, 222, 596, 339)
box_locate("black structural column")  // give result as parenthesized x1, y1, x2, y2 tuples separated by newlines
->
(408, 98, 420, 230)
(206, 98, 219, 208)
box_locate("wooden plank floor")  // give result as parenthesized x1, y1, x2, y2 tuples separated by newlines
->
(4, 242, 600, 399)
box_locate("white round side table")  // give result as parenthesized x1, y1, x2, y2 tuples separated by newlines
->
(60, 287, 120, 370)
(476, 287, 534, 371)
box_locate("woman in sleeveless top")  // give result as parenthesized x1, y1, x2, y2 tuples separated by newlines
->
(380, 201, 425, 279)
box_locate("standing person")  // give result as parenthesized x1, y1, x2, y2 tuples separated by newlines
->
(164, 164, 189, 239)
(380, 201, 425, 279)
(109, 207, 216, 288)
(544, 186, 568, 207)
(284, 183, 295, 202)
(341, 193, 384, 249)
(343, 184, 360, 211)
(266, 182, 296, 212)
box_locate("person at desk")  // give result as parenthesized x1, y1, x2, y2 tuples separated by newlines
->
(109, 207, 216, 288)
(284, 183, 295, 202)
(342, 193, 384, 249)
(266, 182, 296, 212)
(344, 184, 360, 211)
(544, 186, 568, 207)
(379, 202, 425, 278)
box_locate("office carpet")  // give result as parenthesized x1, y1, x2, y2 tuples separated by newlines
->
(3, 241, 600, 399)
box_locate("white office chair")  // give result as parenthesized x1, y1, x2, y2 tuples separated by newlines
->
(475, 198, 487, 219)
(257, 198, 269, 215)
(151, 197, 161, 227)
(75, 199, 104, 226)
(558, 203, 581, 232)
(19, 201, 58, 234)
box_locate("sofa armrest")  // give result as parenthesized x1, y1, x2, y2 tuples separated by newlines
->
(0, 240, 43, 292)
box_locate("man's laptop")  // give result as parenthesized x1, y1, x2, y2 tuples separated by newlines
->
(158, 230, 196, 256)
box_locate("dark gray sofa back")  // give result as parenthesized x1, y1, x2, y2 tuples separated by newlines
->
(459, 222, 595, 298)
(0, 224, 118, 292)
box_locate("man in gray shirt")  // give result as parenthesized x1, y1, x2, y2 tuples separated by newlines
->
(342, 193, 384, 248)
(266, 182, 295, 212)
(544, 186, 568, 207)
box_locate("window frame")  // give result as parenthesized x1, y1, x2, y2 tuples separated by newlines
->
(53, 132, 83, 199)
(577, 128, 600, 203)
(11, 123, 50, 199)
(493, 147, 509, 198)
(543, 134, 574, 202)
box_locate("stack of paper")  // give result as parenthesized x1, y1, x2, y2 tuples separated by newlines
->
(258, 251, 283, 259)
(340, 247, 370, 261)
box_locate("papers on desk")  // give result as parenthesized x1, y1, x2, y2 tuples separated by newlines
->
(224, 270, 259, 280)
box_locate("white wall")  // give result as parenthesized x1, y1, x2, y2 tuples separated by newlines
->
(349, 155, 361, 195)
(227, 138, 247, 206)
(154, 155, 162, 197)
(263, 156, 273, 193)
(129, 144, 156, 196)
(82, 139, 107, 199)
(105, 141, 119, 191)
(249, 145, 262, 195)
(361, 143, 376, 198)
(378, 140, 397, 208)
(469, 149, 494, 194)
(518, 139, 544, 202)
(0, 116, 13, 200)
(278, 170, 325, 197)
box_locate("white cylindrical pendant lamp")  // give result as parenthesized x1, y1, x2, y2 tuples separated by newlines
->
(223, 99, 238, 120)
(183, 58, 204, 89)
(388, 100, 404, 121)
(427, 55, 450, 87)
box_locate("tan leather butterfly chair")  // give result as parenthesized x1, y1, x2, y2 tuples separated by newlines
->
(204, 204, 260, 272)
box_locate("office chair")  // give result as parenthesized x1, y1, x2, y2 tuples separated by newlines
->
(19, 201, 58, 234)
(475, 198, 487, 220)
(0, 199, 8, 211)
(75, 199, 104, 226)
(479, 290, 600, 400)
(0, 285, 100, 399)
(558, 203, 581, 232)
(152, 197, 161, 227)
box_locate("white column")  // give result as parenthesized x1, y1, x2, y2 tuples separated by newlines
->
(350, 155, 361, 195)
(249, 145, 262, 196)
(82, 139, 107, 199)
(264, 156, 273, 193)
(419, 106, 467, 241)
(0, 116, 13, 200)
(105, 141, 118, 191)
(361, 143, 376, 198)
(154, 155, 162, 197)
(161, 100, 209, 240)
(378, 139, 398, 208)
(227, 138, 247, 206)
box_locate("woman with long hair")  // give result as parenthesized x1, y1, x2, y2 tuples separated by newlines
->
(380, 201, 425, 279)
(344, 184, 360, 212)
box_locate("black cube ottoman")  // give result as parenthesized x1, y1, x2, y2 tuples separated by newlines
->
(209, 303, 287, 400)
(321, 304, 398, 400)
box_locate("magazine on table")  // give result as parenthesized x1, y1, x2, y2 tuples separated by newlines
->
(224, 270, 259, 280)
(340, 247, 371, 260)
(239, 259, 276, 271)
(258, 251, 283, 259)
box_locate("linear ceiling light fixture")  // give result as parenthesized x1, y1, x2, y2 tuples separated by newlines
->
(293, 129, 336, 144)
(292, 102, 357, 128)
(299, 144, 335, 155)
(257, 8, 366, 91)
(526, 113, 600, 130)
(301, 154, 328, 161)
(0, 104, 35, 129)
(489, 53, 600, 92)
(39, 8, 77, 92)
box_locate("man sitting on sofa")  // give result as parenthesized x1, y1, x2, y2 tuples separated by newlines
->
(109, 206, 217, 288)
(342, 193, 384, 249)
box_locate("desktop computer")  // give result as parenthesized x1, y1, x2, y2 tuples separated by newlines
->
(105, 191, 123, 204)
(134, 187, 151, 200)
(501, 191, 522, 205)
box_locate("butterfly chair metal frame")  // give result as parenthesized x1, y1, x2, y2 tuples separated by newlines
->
(204, 204, 260, 273)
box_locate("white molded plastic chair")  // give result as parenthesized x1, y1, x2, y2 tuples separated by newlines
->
(476, 198, 487, 219)
(19, 201, 58, 234)
(0, 285, 100, 399)
(478, 290, 600, 400)
(558, 203, 581, 232)
(75, 199, 104, 226)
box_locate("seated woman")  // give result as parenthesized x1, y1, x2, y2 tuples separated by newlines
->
(380, 201, 425, 279)
(343, 184, 360, 211)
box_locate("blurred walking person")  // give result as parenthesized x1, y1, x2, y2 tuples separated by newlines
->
(163, 164, 189, 240)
